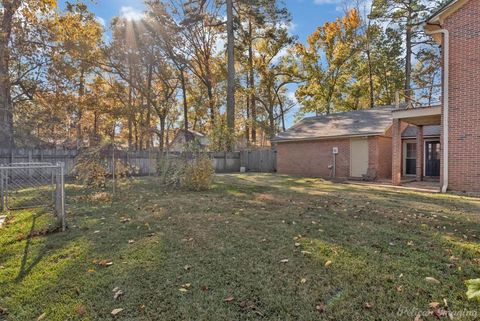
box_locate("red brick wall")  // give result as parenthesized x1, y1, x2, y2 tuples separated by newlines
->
(277, 136, 392, 179)
(375, 136, 393, 179)
(277, 139, 350, 178)
(444, 0, 480, 192)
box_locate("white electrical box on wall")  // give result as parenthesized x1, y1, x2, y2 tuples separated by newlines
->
(332, 147, 339, 155)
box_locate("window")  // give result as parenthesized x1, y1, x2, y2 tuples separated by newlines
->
(405, 142, 417, 176)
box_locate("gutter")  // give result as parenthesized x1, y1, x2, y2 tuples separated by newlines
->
(425, 26, 449, 193)
(272, 132, 388, 143)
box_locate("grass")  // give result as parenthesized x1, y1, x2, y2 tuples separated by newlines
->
(0, 174, 479, 320)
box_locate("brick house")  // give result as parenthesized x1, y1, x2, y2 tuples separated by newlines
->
(393, 0, 480, 193)
(273, 108, 394, 180)
(274, 0, 480, 193)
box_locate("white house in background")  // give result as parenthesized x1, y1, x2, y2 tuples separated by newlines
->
(169, 129, 210, 152)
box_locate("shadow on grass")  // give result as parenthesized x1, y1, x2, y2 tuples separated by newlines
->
(1, 174, 479, 320)
(15, 211, 46, 282)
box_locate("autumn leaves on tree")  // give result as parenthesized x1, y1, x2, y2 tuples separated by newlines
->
(1, 0, 445, 150)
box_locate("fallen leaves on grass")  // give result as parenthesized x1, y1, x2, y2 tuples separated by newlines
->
(425, 277, 440, 285)
(0, 306, 8, 316)
(113, 289, 124, 300)
(111, 308, 123, 316)
(74, 304, 87, 316)
(428, 301, 449, 318)
(324, 260, 332, 267)
(315, 304, 326, 313)
(93, 259, 113, 267)
(224, 297, 235, 303)
(179, 283, 191, 293)
(37, 313, 46, 321)
(300, 278, 307, 284)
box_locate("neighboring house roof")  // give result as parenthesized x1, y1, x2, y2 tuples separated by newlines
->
(402, 125, 441, 138)
(172, 129, 207, 143)
(272, 107, 395, 143)
(183, 129, 207, 142)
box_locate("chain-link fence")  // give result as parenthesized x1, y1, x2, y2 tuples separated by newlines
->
(0, 162, 65, 231)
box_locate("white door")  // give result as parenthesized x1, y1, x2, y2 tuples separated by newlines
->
(350, 139, 369, 178)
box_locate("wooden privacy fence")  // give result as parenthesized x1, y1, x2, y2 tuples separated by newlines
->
(0, 148, 277, 175)
(241, 149, 277, 173)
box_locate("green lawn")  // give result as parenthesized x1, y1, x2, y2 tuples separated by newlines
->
(0, 174, 479, 320)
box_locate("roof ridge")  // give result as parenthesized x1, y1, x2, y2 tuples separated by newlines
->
(302, 106, 395, 120)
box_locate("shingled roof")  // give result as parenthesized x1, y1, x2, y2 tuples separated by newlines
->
(272, 107, 395, 143)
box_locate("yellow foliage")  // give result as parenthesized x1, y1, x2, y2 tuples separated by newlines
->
(181, 156, 215, 191)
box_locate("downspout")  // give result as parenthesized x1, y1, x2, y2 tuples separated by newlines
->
(425, 27, 449, 193)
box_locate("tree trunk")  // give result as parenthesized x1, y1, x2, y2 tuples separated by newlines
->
(268, 106, 275, 139)
(248, 20, 257, 143)
(159, 116, 166, 151)
(139, 99, 144, 151)
(245, 75, 250, 142)
(180, 67, 189, 131)
(0, 0, 20, 150)
(278, 98, 286, 132)
(226, 0, 235, 150)
(405, 9, 413, 101)
(127, 76, 133, 150)
(145, 65, 153, 149)
(207, 85, 215, 123)
(366, 44, 375, 108)
(76, 69, 85, 148)
(93, 111, 99, 145)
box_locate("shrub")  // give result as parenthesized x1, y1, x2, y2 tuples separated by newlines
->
(74, 146, 108, 188)
(74, 144, 137, 189)
(181, 156, 215, 191)
(157, 155, 186, 188)
(113, 159, 138, 179)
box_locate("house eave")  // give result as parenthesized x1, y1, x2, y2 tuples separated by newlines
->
(426, 0, 470, 26)
(273, 132, 387, 143)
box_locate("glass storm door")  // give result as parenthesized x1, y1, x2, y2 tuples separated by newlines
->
(425, 141, 441, 177)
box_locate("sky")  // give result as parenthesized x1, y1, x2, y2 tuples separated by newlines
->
(57, 0, 349, 128)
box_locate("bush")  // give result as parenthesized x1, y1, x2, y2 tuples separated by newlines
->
(157, 155, 186, 188)
(113, 159, 138, 179)
(74, 144, 137, 189)
(182, 156, 215, 191)
(74, 146, 108, 188)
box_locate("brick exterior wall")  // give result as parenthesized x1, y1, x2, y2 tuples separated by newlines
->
(392, 120, 409, 185)
(277, 136, 392, 179)
(375, 136, 393, 179)
(444, 0, 480, 192)
(277, 139, 350, 178)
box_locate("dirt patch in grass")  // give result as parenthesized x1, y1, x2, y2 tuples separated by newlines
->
(0, 174, 479, 320)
